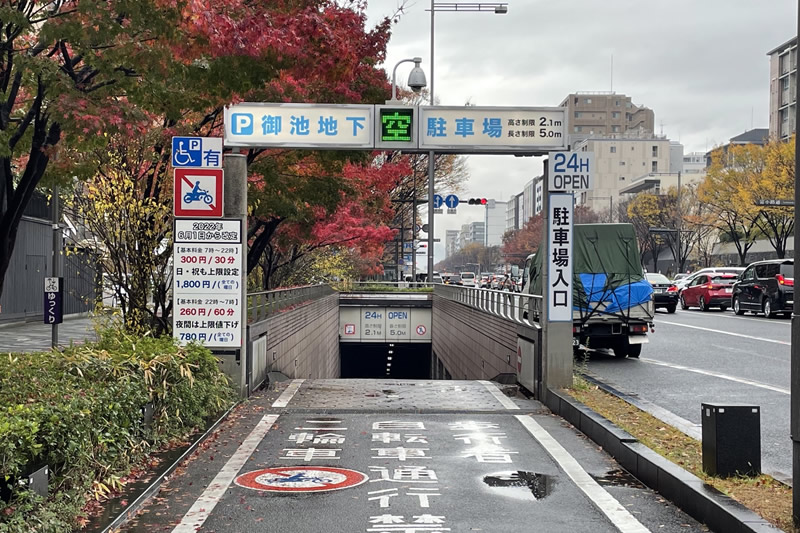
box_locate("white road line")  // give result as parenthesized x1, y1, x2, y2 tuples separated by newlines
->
(641, 358, 790, 395)
(515, 415, 650, 533)
(172, 414, 280, 533)
(272, 379, 305, 408)
(657, 320, 790, 346)
(478, 380, 519, 410)
(704, 312, 791, 326)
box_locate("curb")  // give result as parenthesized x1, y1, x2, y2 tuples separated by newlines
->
(545, 388, 780, 533)
(88, 401, 241, 533)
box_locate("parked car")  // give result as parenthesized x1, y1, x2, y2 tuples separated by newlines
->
(680, 272, 738, 311)
(732, 259, 794, 318)
(675, 267, 745, 293)
(645, 273, 678, 313)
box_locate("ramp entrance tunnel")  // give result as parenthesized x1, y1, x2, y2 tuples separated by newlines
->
(339, 341, 432, 379)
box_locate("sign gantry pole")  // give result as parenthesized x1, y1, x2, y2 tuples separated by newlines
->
(792, 1, 800, 524)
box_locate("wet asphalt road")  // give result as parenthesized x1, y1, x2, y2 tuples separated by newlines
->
(584, 306, 792, 482)
(121, 380, 707, 533)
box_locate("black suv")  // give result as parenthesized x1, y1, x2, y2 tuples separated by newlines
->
(732, 259, 794, 318)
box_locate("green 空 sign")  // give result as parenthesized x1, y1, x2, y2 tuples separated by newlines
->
(380, 109, 414, 142)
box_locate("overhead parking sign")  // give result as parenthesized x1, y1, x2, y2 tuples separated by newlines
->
(174, 168, 224, 218)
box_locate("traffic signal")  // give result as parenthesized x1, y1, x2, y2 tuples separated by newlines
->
(467, 198, 488, 205)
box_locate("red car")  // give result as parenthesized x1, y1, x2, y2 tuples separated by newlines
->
(680, 273, 739, 311)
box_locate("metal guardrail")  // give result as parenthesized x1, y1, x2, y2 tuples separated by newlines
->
(433, 284, 541, 327)
(336, 280, 433, 291)
(247, 284, 335, 323)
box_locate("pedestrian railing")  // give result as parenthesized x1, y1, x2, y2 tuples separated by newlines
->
(247, 284, 335, 323)
(335, 280, 433, 292)
(433, 284, 541, 327)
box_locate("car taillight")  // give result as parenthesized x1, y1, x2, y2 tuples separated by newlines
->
(667, 285, 678, 292)
(777, 274, 794, 286)
(705, 284, 713, 289)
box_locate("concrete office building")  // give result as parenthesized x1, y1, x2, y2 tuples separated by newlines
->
(484, 199, 507, 247)
(506, 193, 523, 232)
(573, 135, 675, 218)
(768, 37, 797, 141)
(683, 152, 707, 175)
(534, 177, 544, 215)
(458, 224, 470, 250)
(560, 92, 655, 143)
(445, 229, 460, 257)
(521, 178, 535, 223)
(467, 221, 485, 245)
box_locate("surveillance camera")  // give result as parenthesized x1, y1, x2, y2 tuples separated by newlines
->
(407, 65, 427, 93)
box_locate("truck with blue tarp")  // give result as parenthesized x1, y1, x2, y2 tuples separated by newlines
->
(522, 223, 655, 358)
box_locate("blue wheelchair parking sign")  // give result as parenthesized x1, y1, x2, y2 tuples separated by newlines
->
(172, 137, 223, 168)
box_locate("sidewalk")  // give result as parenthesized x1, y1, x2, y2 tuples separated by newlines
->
(0, 316, 98, 353)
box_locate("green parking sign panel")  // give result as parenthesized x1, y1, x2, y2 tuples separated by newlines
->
(374, 105, 417, 149)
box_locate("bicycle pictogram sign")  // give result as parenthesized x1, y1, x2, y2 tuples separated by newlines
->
(174, 168, 224, 218)
(234, 467, 368, 493)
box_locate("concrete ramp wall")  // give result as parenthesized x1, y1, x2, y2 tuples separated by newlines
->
(431, 294, 518, 380)
(248, 292, 340, 390)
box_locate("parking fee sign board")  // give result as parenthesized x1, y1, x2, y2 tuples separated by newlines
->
(547, 194, 573, 322)
(173, 219, 242, 348)
(174, 168, 224, 218)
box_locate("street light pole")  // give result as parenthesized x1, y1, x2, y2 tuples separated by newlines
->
(427, 0, 435, 283)
(426, 1, 508, 284)
(387, 57, 427, 283)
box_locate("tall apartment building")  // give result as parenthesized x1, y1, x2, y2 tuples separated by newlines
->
(573, 135, 675, 216)
(445, 229, 460, 257)
(560, 92, 655, 142)
(768, 37, 797, 141)
(484, 199, 507, 247)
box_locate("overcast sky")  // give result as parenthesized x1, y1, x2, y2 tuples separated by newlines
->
(365, 0, 797, 262)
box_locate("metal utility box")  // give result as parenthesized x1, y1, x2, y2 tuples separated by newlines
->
(701, 403, 760, 477)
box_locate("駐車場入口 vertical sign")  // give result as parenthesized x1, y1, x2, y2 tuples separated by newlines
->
(547, 194, 573, 322)
(173, 219, 242, 348)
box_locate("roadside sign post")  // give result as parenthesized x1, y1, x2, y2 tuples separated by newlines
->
(43, 277, 63, 327)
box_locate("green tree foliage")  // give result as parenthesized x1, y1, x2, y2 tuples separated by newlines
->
(66, 132, 173, 334)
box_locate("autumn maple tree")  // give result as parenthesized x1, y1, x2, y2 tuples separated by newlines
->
(0, 0, 412, 308)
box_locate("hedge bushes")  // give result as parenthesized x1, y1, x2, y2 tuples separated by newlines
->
(0, 328, 236, 532)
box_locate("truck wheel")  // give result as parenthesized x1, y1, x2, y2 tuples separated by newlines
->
(612, 341, 628, 358)
(627, 344, 642, 358)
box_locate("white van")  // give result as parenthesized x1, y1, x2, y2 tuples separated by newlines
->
(460, 272, 477, 287)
